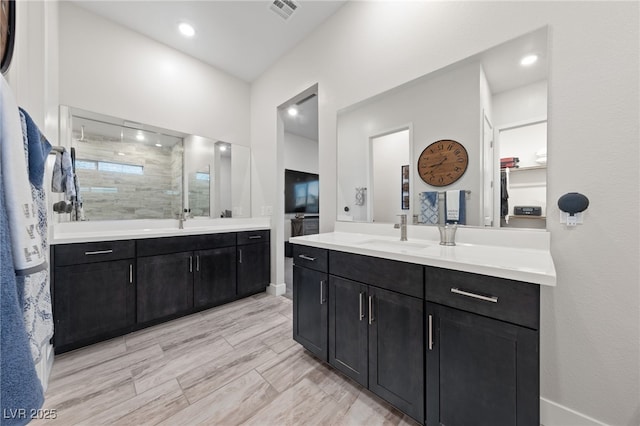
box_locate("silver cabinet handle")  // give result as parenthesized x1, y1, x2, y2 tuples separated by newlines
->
(359, 292, 365, 321)
(248, 235, 262, 239)
(196, 255, 200, 272)
(428, 314, 433, 350)
(239, 249, 243, 264)
(129, 264, 133, 284)
(189, 256, 193, 273)
(451, 287, 498, 303)
(298, 254, 316, 262)
(368, 295, 375, 325)
(85, 249, 113, 255)
(319, 280, 326, 305)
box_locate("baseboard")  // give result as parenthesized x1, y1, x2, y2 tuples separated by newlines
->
(267, 282, 286, 296)
(541, 397, 608, 426)
(35, 343, 54, 392)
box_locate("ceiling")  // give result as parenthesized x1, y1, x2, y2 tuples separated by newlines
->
(71, 0, 347, 83)
(68, 3, 545, 142)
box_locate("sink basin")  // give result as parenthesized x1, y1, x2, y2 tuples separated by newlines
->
(356, 239, 430, 253)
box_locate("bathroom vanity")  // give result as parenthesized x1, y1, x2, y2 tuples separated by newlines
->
(291, 223, 555, 425)
(50, 220, 270, 353)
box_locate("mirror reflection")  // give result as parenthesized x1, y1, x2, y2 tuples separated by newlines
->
(336, 27, 548, 229)
(64, 107, 251, 221)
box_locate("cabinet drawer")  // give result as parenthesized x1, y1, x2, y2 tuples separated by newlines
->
(137, 233, 235, 257)
(292, 245, 328, 273)
(237, 230, 270, 245)
(425, 267, 539, 329)
(54, 240, 135, 266)
(329, 251, 423, 299)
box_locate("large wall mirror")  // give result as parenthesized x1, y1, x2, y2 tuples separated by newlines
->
(337, 26, 548, 229)
(61, 106, 251, 221)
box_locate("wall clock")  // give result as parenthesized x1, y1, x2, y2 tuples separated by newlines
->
(417, 139, 468, 187)
(0, 0, 15, 74)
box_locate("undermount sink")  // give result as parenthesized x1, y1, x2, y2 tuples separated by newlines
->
(356, 239, 430, 252)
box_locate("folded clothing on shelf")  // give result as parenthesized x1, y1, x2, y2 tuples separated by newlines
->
(501, 157, 520, 168)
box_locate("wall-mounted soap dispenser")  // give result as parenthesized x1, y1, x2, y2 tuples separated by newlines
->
(558, 192, 589, 226)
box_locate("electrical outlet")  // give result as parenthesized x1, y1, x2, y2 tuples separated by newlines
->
(265, 205, 273, 215)
(560, 211, 584, 226)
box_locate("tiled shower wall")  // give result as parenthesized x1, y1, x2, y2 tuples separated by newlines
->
(75, 138, 182, 220)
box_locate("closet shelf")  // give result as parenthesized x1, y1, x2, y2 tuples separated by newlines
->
(501, 165, 547, 172)
(510, 215, 546, 220)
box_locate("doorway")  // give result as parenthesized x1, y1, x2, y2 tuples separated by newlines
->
(278, 86, 319, 299)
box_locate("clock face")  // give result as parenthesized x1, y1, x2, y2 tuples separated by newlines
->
(417, 139, 468, 187)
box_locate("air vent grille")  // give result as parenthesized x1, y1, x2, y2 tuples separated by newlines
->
(270, 0, 298, 20)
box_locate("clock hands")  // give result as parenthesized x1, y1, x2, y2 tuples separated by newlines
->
(430, 156, 447, 168)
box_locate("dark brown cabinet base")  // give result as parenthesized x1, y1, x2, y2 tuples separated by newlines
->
(54, 259, 135, 350)
(292, 244, 540, 426)
(426, 303, 539, 426)
(52, 230, 270, 353)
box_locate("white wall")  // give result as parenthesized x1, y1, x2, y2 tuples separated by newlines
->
(284, 132, 319, 174)
(251, 2, 639, 425)
(372, 130, 410, 223)
(58, 2, 250, 147)
(337, 61, 482, 225)
(494, 80, 548, 127)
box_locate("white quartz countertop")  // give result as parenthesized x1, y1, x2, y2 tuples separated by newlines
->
(51, 218, 270, 245)
(290, 231, 556, 286)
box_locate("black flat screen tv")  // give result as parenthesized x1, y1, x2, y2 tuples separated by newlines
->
(285, 169, 319, 214)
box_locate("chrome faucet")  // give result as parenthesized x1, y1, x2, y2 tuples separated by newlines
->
(178, 209, 189, 229)
(394, 214, 408, 241)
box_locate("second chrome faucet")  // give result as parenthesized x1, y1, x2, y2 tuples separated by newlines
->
(394, 214, 408, 241)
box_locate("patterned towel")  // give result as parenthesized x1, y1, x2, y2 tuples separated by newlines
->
(0, 74, 46, 275)
(18, 108, 54, 363)
(419, 191, 439, 224)
(1, 77, 45, 421)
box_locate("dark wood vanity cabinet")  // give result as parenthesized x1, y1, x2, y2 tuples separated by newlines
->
(194, 247, 237, 308)
(136, 233, 237, 324)
(292, 247, 424, 422)
(52, 240, 135, 351)
(136, 251, 194, 323)
(425, 267, 540, 426)
(292, 245, 328, 361)
(291, 245, 541, 426)
(53, 230, 268, 353)
(329, 252, 425, 422)
(236, 230, 270, 297)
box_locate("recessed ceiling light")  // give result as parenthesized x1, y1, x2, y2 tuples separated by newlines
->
(117, 152, 125, 156)
(520, 54, 538, 66)
(219, 145, 227, 151)
(178, 22, 195, 38)
(155, 143, 162, 147)
(287, 106, 298, 117)
(136, 133, 145, 141)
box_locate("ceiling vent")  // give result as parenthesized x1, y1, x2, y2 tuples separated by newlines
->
(270, 0, 298, 21)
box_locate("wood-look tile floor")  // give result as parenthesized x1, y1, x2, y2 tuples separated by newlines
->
(36, 293, 419, 425)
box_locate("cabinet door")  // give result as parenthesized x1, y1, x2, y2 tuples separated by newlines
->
(237, 242, 270, 296)
(54, 259, 135, 348)
(194, 247, 237, 308)
(369, 286, 424, 422)
(293, 265, 328, 361)
(137, 252, 194, 324)
(328, 276, 368, 387)
(426, 303, 539, 426)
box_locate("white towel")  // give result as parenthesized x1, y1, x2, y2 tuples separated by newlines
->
(446, 190, 460, 222)
(0, 75, 46, 274)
